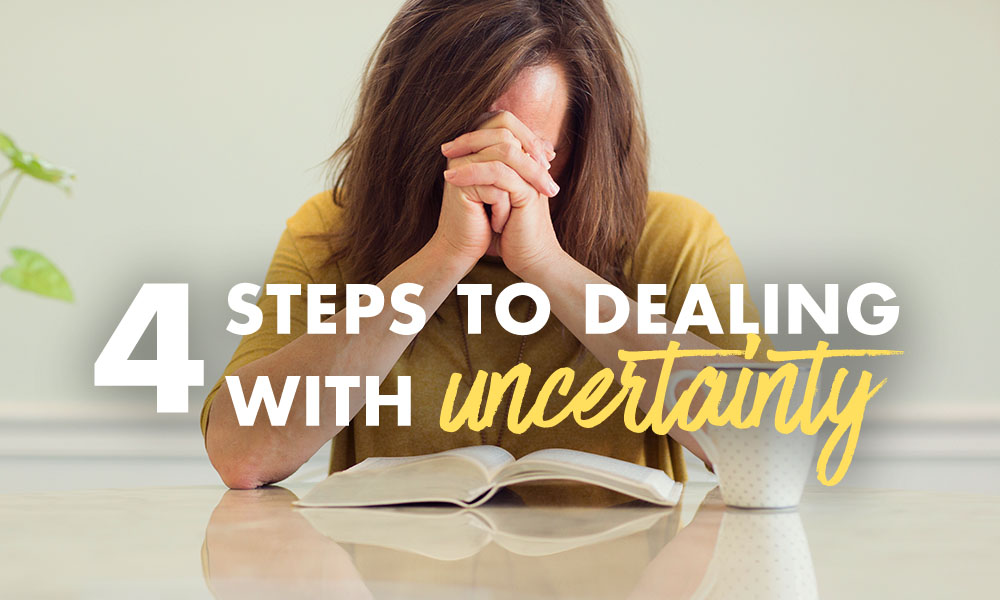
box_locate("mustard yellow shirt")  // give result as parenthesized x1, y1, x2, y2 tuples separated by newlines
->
(201, 191, 769, 482)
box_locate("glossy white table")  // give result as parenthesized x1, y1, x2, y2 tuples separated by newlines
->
(1, 482, 996, 598)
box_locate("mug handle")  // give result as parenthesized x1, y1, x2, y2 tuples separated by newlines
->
(666, 361, 747, 474)
(667, 368, 719, 468)
(667, 361, 786, 473)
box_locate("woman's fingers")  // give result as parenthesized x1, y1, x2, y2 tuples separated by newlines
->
(454, 141, 559, 197)
(442, 128, 550, 169)
(443, 110, 555, 164)
(482, 110, 556, 162)
(479, 186, 512, 233)
(444, 161, 542, 207)
(444, 163, 512, 232)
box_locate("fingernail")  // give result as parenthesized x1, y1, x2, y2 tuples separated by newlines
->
(441, 142, 453, 153)
(444, 169, 456, 179)
(548, 181, 560, 196)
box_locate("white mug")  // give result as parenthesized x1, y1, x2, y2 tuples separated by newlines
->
(670, 361, 819, 508)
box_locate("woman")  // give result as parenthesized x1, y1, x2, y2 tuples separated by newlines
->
(202, 0, 767, 489)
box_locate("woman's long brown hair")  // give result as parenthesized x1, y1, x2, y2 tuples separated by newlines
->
(323, 0, 648, 291)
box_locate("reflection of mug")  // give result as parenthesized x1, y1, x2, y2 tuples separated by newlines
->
(692, 507, 818, 600)
(670, 361, 819, 508)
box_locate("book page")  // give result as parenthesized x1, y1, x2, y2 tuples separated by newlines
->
(438, 445, 517, 478)
(296, 446, 515, 508)
(491, 449, 683, 506)
(346, 445, 514, 478)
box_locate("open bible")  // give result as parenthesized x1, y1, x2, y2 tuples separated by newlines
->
(296, 446, 683, 508)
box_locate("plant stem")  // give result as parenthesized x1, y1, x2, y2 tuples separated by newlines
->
(0, 172, 25, 226)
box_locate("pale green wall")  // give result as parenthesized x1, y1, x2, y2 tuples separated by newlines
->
(1, 0, 997, 416)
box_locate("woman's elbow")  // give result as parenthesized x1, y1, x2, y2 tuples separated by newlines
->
(207, 444, 265, 489)
(205, 429, 271, 490)
(204, 389, 270, 488)
(217, 462, 269, 490)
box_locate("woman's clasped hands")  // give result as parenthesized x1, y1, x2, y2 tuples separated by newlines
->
(434, 110, 565, 278)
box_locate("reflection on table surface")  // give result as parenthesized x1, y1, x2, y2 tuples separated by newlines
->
(202, 483, 815, 599)
(1, 481, 998, 598)
(202, 483, 804, 599)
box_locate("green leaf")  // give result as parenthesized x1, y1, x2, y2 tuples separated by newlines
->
(0, 132, 18, 161)
(0, 247, 74, 302)
(0, 131, 75, 193)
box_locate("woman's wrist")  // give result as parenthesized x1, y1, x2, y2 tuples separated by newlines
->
(423, 233, 481, 281)
(515, 246, 575, 286)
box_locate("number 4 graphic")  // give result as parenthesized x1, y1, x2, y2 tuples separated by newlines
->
(94, 284, 205, 413)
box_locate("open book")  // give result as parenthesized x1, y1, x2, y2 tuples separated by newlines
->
(296, 446, 683, 508)
(298, 503, 677, 560)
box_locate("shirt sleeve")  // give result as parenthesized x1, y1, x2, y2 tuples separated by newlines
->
(199, 227, 319, 438)
(634, 193, 773, 355)
(693, 216, 774, 354)
(633, 193, 774, 477)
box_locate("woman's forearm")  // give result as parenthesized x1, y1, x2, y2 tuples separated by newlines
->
(206, 235, 474, 489)
(519, 250, 726, 464)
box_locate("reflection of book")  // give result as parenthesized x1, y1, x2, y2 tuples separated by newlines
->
(298, 503, 676, 561)
(296, 446, 683, 508)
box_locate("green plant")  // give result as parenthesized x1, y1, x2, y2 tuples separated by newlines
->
(0, 131, 75, 302)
